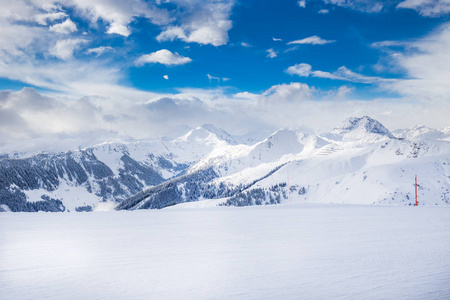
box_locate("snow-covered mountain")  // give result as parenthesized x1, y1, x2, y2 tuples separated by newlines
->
(118, 116, 450, 210)
(1, 116, 450, 212)
(0, 124, 234, 212)
(393, 125, 450, 141)
(326, 116, 395, 144)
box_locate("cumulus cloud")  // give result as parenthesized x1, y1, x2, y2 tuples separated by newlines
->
(286, 63, 312, 76)
(0, 0, 169, 38)
(334, 85, 355, 98)
(287, 36, 335, 45)
(156, 0, 235, 46)
(35, 12, 68, 26)
(262, 82, 313, 102)
(68, 0, 169, 36)
(135, 49, 192, 66)
(49, 39, 87, 60)
(0, 2, 138, 93)
(266, 48, 278, 58)
(49, 19, 77, 34)
(298, 0, 306, 8)
(106, 23, 131, 37)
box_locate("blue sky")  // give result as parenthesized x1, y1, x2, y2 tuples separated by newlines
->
(1, 0, 450, 152)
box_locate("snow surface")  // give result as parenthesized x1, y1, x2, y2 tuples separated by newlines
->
(1, 205, 450, 299)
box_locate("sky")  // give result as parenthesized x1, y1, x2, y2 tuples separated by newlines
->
(0, 0, 450, 153)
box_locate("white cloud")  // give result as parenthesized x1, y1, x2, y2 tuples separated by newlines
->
(273, 37, 282, 41)
(287, 36, 335, 45)
(378, 22, 450, 99)
(262, 82, 313, 102)
(156, 27, 187, 41)
(49, 19, 77, 34)
(241, 42, 252, 48)
(135, 49, 192, 66)
(0, 2, 66, 26)
(298, 0, 306, 8)
(318, 9, 330, 14)
(86, 46, 113, 56)
(266, 48, 278, 58)
(0, 23, 43, 58)
(68, 0, 169, 36)
(49, 39, 87, 60)
(397, 0, 450, 17)
(207, 74, 230, 82)
(207, 74, 219, 82)
(319, 0, 450, 16)
(371, 40, 409, 48)
(0, 0, 169, 38)
(287, 63, 385, 83)
(106, 23, 131, 37)
(335, 85, 355, 98)
(36, 12, 68, 26)
(286, 63, 312, 76)
(163, 75, 169, 80)
(156, 0, 235, 46)
(321, 0, 385, 13)
(328, 66, 385, 83)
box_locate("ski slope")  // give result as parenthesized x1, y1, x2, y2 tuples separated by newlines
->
(1, 205, 449, 299)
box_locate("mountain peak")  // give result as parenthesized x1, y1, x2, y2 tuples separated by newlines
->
(332, 116, 395, 141)
(200, 124, 236, 145)
(178, 124, 236, 145)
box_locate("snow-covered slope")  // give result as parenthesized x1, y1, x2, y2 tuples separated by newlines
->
(245, 138, 450, 206)
(2, 206, 450, 299)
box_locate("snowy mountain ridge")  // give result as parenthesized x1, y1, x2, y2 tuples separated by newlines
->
(118, 116, 450, 210)
(1, 116, 449, 212)
(327, 116, 395, 144)
(0, 124, 233, 212)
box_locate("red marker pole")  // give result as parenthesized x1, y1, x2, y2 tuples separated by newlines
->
(415, 175, 418, 206)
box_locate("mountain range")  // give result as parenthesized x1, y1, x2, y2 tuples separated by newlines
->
(1, 116, 449, 212)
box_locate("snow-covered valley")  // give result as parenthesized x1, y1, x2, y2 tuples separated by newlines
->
(1, 205, 449, 299)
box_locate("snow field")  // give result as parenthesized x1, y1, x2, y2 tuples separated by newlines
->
(1, 205, 450, 299)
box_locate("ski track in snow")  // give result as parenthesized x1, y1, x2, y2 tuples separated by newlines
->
(1, 205, 450, 299)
